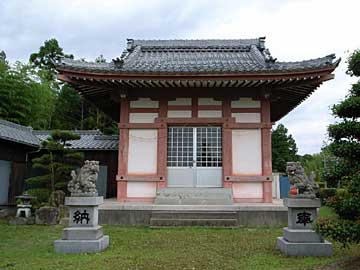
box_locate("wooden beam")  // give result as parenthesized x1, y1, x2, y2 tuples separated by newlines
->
(261, 99, 272, 203)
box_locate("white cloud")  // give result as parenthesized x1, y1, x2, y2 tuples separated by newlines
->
(0, 0, 359, 154)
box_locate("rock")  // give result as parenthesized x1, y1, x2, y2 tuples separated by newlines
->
(35, 206, 59, 225)
(9, 216, 35, 225)
(49, 190, 65, 207)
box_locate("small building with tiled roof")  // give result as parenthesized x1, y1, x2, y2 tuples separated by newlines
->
(56, 38, 339, 203)
(0, 119, 118, 206)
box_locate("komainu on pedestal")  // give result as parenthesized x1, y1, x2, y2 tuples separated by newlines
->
(54, 160, 109, 254)
(277, 162, 333, 257)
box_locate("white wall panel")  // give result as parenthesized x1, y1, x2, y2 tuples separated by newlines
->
(128, 129, 158, 174)
(198, 98, 222, 105)
(232, 129, 262, 174)
(130, 98, 159, 108)
(231, 113, 261, 123)
(232, 182, 263, 198)
(198, 110, 222, 118)
(129, 113, 158, 123)
(127, 182, 157, 198)
(231, 98, 260, 108)
(167, 110, 192, 118)
(168, 98, 192, 105)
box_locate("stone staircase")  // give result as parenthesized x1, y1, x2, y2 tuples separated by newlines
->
(154, 188, 233, 205)
(150, 210, 238, 227)
(151, 188, 237, 227)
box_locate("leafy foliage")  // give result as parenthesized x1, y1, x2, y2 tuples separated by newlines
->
(271, 124, 298, 172)
(26, 130, 83, 196)
(316, 49, 360, 247)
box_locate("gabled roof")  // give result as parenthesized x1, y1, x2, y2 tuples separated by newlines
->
(57, 38, 338, 74)
(0, 119, 118, 150)
(0, 119, 40, 147)
(33, 130, 118, 150)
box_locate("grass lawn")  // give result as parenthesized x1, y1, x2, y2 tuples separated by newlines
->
(0, 208, 359, 270)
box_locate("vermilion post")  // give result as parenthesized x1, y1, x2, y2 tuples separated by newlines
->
(157, 99, 168, 189)
(261, 99, 273, 203)
(117, 100, 130, 202)
(222, 98, 232, 189)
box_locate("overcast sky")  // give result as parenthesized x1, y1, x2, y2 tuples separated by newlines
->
(1, 0, 359, 154)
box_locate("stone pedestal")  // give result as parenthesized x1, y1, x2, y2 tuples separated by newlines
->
(277, 198, 333, 256)
(54, 196, 109, 254)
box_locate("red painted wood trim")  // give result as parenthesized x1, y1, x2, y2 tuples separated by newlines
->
(227, 123, 273, 129)
(225, 175, 272, 182)
(231, 108, 261, 113)
(222, 98, 231, 118)
(168, 105, 192, 110)
(117, 175, 165, 181)
(261, 99, 273, 203)
(129, 108, 159, 113)
(222, 97, 232, 186)
(117, 181, 127, 202)
(118, 123, 164, 129)
(222, 128, 232, 186)
(155, 117, 234, 124)
(117, 100, 130, 201)
(198, 105, 222, 110)
(192, 97, 198, 117)
(157, 98, 168, 189)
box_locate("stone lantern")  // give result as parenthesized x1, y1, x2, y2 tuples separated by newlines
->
(15, 192, 35, 218)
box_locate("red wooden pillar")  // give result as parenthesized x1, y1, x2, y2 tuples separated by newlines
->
(117, 100, 130, 202)
(222, 98, 232, 188)
(157, 99, 168, 188)
(261, 99, 272, 203)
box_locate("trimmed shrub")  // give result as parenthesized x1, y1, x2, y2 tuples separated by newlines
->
(319, 188, 337, 205)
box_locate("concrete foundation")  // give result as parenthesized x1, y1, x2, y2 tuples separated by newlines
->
(98, 199, 288, 227)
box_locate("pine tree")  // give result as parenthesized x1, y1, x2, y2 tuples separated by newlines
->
(26, 130, 84, 200)
(316, 49, 360, 247)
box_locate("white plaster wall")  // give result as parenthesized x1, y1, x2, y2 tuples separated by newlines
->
(127, 182, 157, 198)
(231, 113, 261, 123)
(168, 98, 192, 105)
(198, 98, 222, 105)
(167, 110, 192, 118)
(130, 98, 159, 108)
(231, 98, 260, 108)
(232, 129, 262, 174)
(232, 182, 263, 198)
(198, 110, 222, 118)
(128, 129, 158, 174)
(129, 113, 158, 123)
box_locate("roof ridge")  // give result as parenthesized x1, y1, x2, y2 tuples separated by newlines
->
(33, 130, 103, 135)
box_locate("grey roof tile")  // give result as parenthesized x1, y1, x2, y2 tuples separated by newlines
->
(57, 38, 338, 74)
(0, 119, 118, 150)
(0, 119, 40, 147)
(33, 130, 118, 150)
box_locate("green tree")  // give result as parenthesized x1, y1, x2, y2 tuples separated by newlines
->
(29, 38, 73, 84)
(0, 57, 55, 128)
(26, 130, 84, 197)
(272, 124, 298, 172)
(316, 49, 360, 247)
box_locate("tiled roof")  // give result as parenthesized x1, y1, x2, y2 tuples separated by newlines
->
(0, 119, 118, 150)
(33, 130, 118, 150)
(57, 38, 338, 74)
(0, 119, 40, 147)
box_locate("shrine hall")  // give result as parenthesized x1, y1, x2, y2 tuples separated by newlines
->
(55, 38, 339, 203)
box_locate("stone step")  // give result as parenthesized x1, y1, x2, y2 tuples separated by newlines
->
(154, 188, 233, 205)
(151, 210, 237, 220)
(150, 218, 238, 227)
